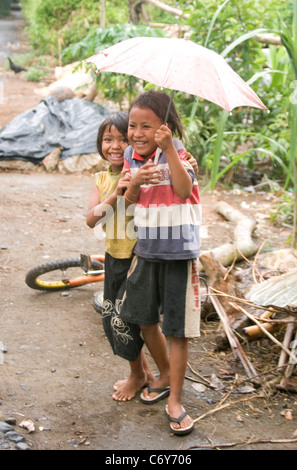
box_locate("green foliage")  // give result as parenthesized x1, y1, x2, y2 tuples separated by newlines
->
(62, 22, 166, 62)
(20, 0, 129, 54)
(270, 190, 295, 227)
(0, 0, 12, 17)
(23, 67, 49, 82)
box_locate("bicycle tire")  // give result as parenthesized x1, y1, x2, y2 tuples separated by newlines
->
(25, 257, 105, 291)
(93, 290, 104, 314)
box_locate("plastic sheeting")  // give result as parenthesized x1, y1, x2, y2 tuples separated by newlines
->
(0, 96, 110, 163)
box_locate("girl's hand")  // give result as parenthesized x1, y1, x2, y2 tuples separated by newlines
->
(184, 152, 198, 179)
(130, 159, 161, 189)
(116, 169, 131, 195)
(155, 124, 173, 151)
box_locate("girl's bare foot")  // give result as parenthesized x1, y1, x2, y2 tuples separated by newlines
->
(112, 373, 148, 401)
(113, 368, 155, 392)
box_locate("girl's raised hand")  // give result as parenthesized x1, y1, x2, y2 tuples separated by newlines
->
(155, 124, 173, 151)
(132, 159, 161, 187)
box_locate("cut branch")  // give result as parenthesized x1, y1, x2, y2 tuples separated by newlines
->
(231, 302, 297, 365)
(143, 0, 189, 18)
(193, 394, 264, 424)
(210, 294, 258, 380)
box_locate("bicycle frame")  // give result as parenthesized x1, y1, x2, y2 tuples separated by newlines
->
(25, 253, 105, 291)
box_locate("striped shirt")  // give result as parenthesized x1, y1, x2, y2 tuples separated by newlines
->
(123, 138, 201, 260)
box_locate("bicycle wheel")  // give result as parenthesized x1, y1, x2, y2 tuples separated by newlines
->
(93, 290, 104, 314)
(25, 257, 105, 291)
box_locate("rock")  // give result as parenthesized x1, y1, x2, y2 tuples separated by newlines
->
(0, 421, 32, 450)
(42, 147, 63, 172)
(0, 436, 11, 450)
(5, 418, 16, 426)
(15, 442, 32, 450)
(58, 153, 108, 174)
(5, 431, 25, 443)
(0, 422, 13, 433)
(48, 86, 75, 102)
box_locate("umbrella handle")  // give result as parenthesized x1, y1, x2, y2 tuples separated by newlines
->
(155, 90, 175, 165)
(164, 90, 175, 124)
(154, 147, 162, 165)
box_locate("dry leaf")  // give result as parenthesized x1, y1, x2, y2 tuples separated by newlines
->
(281, 409, 293, 420)
(192, 383, 206, 393)
(285, 410, 293, 421)
(210, 374, 224, 390)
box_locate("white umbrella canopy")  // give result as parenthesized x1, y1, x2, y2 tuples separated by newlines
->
(85, 35, 267, 113)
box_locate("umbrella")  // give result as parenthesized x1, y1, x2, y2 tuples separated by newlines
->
(85, 35, 267, 113)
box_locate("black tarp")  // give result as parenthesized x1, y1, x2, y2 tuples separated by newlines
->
(0, 96, 110, 163)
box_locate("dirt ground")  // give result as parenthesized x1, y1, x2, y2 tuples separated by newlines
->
(1, 12, 297, 454)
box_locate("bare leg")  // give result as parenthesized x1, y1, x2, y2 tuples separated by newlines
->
(166, 337, 193, 431)
(112, 349, 154, 402)
(140, 324, 170, 400)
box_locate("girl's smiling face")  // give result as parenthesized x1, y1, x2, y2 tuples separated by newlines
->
(102, 125, 128, 172)
(128, 106, 163, 159)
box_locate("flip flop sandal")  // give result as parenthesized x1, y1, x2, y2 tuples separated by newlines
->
(140, 385, 170, 404)
(165, 404, 194, 436)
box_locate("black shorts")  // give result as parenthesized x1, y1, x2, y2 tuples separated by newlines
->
(102, 252, 144, 362)
(120, 256, 201, 338)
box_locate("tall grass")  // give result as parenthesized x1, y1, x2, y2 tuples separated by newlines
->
(280, 0, 297, 246)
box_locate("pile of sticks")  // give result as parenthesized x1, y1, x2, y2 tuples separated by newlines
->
(199, 250, 297, 390)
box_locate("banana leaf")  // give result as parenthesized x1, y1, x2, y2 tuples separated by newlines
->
(245, 270, 297, 308)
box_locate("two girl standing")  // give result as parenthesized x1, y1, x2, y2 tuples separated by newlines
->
(87, 90, 201, 435)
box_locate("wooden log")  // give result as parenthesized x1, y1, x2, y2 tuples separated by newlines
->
(198, 201, 258, 272)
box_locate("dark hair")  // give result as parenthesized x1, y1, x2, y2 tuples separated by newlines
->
(129, 90, 184, 139)
(96, 111, 128, 159)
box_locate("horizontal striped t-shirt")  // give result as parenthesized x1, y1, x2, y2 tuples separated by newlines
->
(123, 138, 201, 260)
